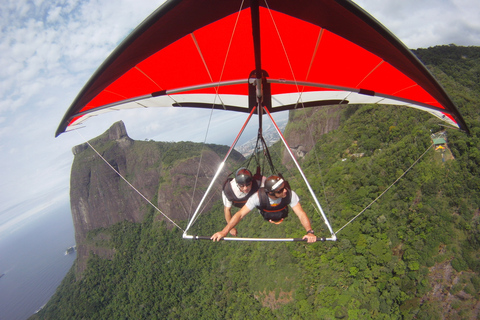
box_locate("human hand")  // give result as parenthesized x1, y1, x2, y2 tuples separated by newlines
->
(229, 228, 238, 236)
(303, 233, 317, 243)
(211, 231, 227, 241)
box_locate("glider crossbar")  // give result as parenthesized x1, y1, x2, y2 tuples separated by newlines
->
(183, 106, 257, 235)
(183, 235, 335, 242)
(263, 107, 336, 240)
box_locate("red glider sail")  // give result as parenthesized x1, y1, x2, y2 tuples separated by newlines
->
(56, 0, 469, 137)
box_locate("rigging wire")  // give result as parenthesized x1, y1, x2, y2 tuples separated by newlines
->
(245, 129, 278, 176)
(255, 4, 432, 236)
(334, 142, 435, 235)
(75, 130, 185, 232)
(263, 0, 332, 224)
(259, 1, 429, 238)
(186, 0, 246, 221)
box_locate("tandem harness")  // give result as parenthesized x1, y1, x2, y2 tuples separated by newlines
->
(257, 187, 291, 222)
(223, 178, 260, 208)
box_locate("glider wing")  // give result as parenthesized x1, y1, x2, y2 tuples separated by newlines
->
(56, 0, 469, 136)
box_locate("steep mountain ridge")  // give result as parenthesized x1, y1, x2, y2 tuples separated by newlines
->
(70, 121, 243, 274)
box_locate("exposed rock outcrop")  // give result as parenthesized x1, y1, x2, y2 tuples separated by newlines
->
(70, 121, 242, 274)
(282, 105, 343, 164)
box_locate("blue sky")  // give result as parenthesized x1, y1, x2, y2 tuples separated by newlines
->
(1, 0, 480, 237)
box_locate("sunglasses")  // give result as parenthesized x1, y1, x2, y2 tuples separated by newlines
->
(273, 186, 285, 194)
(237, 182, 252, 188)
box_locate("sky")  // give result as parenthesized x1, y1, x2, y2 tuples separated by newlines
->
(1, 0, 480, 237)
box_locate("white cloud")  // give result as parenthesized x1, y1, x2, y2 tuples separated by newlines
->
(0, 0, 163, 218)
(46, 5, 62, 23)
(354, 0, 480, 48)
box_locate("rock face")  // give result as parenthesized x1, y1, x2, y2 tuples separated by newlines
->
(70, 121, 242, 274)
(283, 105, 343, 163)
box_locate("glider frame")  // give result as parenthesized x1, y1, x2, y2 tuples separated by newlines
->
(182, 105, 337, 242)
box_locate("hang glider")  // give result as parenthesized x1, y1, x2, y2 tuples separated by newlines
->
(56, 0, 469, 137)
(57, 0, 470, 242)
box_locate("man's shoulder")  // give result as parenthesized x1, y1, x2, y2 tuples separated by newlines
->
(288, 189, 300, 205)
(250, 191, 260, 200)
(246, 190, 260, 204)
(222, 178, 236, 190)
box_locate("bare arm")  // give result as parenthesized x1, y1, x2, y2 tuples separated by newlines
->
(212, 205, 251, 241)
(223, 206, 237, 236)
(291, 203, 317, 243)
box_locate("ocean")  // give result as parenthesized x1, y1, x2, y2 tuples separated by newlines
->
(0, 202, 75, 320)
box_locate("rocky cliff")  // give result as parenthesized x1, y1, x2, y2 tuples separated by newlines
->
(70, 121, 243, 274)
(282, 105, 343, 162)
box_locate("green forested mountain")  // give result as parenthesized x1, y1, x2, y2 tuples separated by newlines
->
(32, 45, 480, 320)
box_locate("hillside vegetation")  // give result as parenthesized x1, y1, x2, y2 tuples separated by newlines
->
(32, 45, 480, 319)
